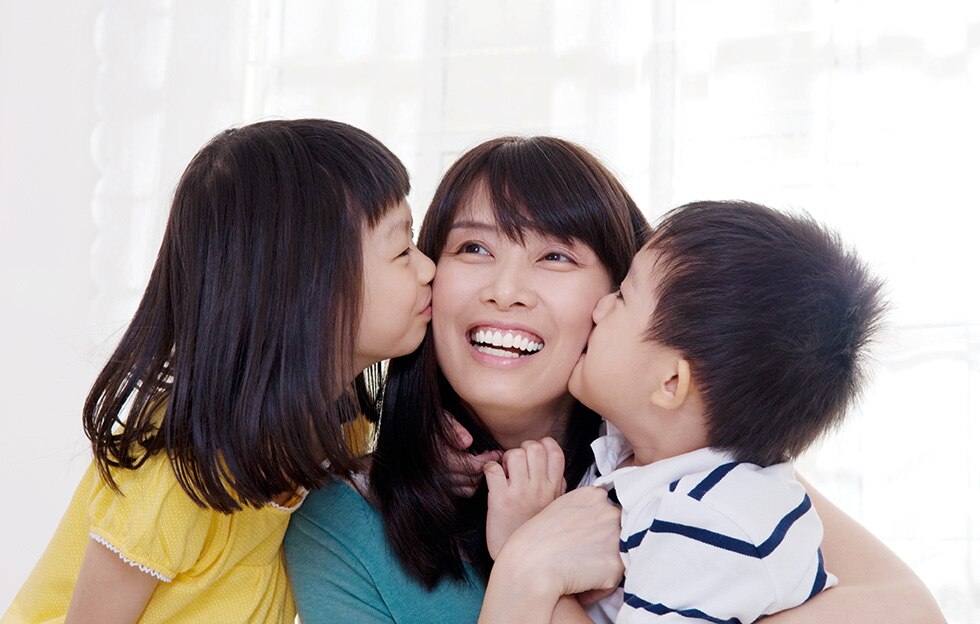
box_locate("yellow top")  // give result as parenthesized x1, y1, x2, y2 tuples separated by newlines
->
(4, 416, 375, 624)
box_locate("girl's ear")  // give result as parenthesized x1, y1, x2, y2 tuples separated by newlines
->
(649, 357, 691, 411)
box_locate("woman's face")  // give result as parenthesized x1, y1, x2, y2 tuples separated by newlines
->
(431, 188, 613, 448)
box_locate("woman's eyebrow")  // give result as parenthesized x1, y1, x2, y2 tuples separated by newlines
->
(448, 219, 496, 232)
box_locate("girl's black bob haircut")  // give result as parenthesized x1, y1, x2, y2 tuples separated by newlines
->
(84, 119, 409, 513)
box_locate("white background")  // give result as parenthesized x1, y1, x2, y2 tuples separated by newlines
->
(1, 1, 977, 620)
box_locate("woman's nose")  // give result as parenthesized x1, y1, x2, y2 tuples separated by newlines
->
(592, 291, 616, 323)
(480, 261, 538, 310)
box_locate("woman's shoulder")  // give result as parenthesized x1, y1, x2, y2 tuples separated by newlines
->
(288, 474, 385, 548)
(295, 474, 372, 517)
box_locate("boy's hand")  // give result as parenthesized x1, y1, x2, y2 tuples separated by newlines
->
(485, 437, 566, 559)
(445, 415, 503, 498)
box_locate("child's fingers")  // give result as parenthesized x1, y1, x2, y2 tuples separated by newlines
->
(502, 448, 529, 484)
(484, 461, 507, 493)
(540, 436, 565, 488)
(520, 439, 548, 483)
(446, 414, 474, 450)
(473, 449, 504, 465)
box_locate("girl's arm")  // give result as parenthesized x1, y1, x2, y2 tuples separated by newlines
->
(479, 487, 623, 624)
(762, 475, 945, 623)
(65, 540, 158, 624)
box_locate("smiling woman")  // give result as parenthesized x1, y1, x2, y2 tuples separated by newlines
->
(432, 184, 614, 448)
(283, 135, 649, 623)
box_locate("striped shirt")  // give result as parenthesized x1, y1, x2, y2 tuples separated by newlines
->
(584, 426, 836, 624)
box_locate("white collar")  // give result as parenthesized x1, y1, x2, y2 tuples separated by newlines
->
(591, 421, 737, 510)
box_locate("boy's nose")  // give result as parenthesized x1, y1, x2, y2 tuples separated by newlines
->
(592, 291, 616, 323)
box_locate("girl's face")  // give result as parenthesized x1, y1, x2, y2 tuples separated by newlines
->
(355, 199, 436, 372)
(431, 189, 613, 448)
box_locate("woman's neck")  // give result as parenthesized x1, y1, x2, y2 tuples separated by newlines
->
(469, 393, 576, 450)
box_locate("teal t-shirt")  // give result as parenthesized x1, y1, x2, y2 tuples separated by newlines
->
(284, 477, 486, 623)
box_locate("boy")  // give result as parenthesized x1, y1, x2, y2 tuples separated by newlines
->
(486, 200, 885, 623)
(566, 200, 886, 623)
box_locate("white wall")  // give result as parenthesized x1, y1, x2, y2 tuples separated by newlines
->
(0, 0, 103, 609)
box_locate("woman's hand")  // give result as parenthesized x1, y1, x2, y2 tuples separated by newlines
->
(444, 416, 503, 498)
(479, 486, 624, 624)
(485, 437, 566, 558)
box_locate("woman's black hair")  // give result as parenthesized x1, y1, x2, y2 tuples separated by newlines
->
(371, 136, 650, 587)
(83, 119, 409, 513)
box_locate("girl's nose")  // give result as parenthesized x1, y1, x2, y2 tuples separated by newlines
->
(480, 260, 538, 310)
(415, 247, 436, 285)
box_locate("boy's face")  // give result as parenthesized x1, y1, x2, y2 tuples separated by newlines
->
(569, 247, 676, 434)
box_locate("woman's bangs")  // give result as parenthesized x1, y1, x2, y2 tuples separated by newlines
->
(482, 170, 611, 264)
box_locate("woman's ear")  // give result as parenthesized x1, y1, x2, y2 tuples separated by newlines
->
(650, 357, 691, 411)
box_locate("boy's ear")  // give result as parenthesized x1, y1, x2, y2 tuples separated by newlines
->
(649, 357, 691, 411)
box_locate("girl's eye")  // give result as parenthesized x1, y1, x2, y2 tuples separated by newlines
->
(397, 247, 411, 259)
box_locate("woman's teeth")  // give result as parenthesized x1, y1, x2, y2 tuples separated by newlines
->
(470, 328, 543, 358)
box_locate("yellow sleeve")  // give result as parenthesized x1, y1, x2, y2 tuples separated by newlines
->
(87, 454, 213, 582)
(343, 414, 377, 456)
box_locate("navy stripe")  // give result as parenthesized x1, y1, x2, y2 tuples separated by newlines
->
(808, 547, 828, 599)
(688, 462, 741, 501)
(620, 531, 641, 552)
(621, 493, 813, 558)
(756, 494, 812, 557)
(669, 478, 680, 492)
(623, 593, 743, 624)
(646, 519, 760, 556)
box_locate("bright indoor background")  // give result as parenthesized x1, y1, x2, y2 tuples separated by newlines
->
(1, 1, 977, 620)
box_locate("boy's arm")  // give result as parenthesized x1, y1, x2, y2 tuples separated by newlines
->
(65, 540, 158, 624)
(759, 475, 945, 624)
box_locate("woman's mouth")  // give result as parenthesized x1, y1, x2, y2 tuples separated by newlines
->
(468, 326, 544, 360)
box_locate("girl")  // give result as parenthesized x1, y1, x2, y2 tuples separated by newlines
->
(4, 119, 435, 623)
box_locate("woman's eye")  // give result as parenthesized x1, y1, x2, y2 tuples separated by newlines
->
(614, 288, 623, 299)
(542, 251, 574, 263)
(458, 242, 490, 255)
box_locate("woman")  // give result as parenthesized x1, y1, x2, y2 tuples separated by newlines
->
(284, 136, 943, 623)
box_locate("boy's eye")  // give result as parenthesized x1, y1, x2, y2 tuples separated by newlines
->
(397, 247, 411, 259)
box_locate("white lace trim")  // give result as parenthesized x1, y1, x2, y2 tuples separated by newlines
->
(89, 532, 173, 582)
(268, 486, 309, 512)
